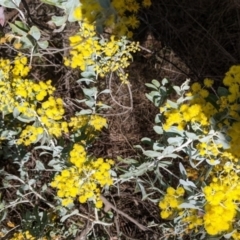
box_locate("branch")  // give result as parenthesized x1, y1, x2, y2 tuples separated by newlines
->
(100, 195, 149, 232)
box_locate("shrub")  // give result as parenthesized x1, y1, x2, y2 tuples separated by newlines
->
(138, 66, 240, 239)
(0, 0, 151, 238)
(2, 0, 240, 239)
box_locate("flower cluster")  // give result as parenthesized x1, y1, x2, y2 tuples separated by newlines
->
(0, 55, 70, 145)
(0, 56, 30, 114)
(37, 97, 67, 138)
(161, 80, 216, 131)
(73, 0, 152, 38)
(10, 231, 37, 240)
(156, 65, 240, 238)
(9, 231, 59, 240)
(94, 36, 139, 82)
(17, 126, 44, 146)
(0, 51, 110, 237)
(64, 22, 98, 71)
(50, 143, 114, 208)
(88, 114, 107, 131)
(161, 65, 240, 164)
(162, 102, 209, 131)
(64, 21, 140, 83)
(0, 55, 108, 146)
(14, 79, 55, 117)
(232, 231, 240, 240)
(12, 54, 30, 77)
(203, 171, 240, 235)
(181, 209, 203, 233)
(68, 114, 107, 142)
(0, 33, 24, 49)
(158, 186, 185, 219)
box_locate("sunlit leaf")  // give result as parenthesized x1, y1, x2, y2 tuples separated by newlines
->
(35, 160, 45, 170)
(60, 209, 79, 222)
(161, 78, 169, 86)
(179, 163, 187, 177)
(1, 0, 20, 8)
(9, 22, 28, 36)
(38, 40, 49, 49)
(29, 26, 41, 40)
(51, 15, 67, 26)
(145, 83, 158, 90)
(180, 179, 197, 188)
(153, 125, 163, 135)
(178, 202, 200, 209)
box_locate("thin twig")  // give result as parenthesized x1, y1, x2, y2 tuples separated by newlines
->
(108, 71, 133, 110)
(74, 221, 93, 240)
(100, 195, 149, 232)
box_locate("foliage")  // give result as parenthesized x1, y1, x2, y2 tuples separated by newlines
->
(137, 66, 240, 239)
(0, 0, 152, 239)
(50, 143, 114, 208)
(1, 0, 240, 239)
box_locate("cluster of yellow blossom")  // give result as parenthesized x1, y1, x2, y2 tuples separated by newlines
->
(203, 171, 240, 235)
(181, 209, 203, 232)
(96, 38, 139, 82)
(0, 58, 11, 78)
(9, 231, 59, 240)
(0, 56, 30, 114)
(0, 33, 23, 49)
(162, 102, 209, 130)
(10, 231, 36, 240)
(157, 65, 240, 238)
(15, 79, 56, 118)
(160, 169, 240, 236)
(214, 66, 240, 159)
(158, 186, 185, 219)
(161, 65, 240, 163)
(0, 55, 68, 145)
(12, 54, 31, 77)
(161, 80, 218, 131)
(0, 55, 108, 146)
(68, 115, 89, 131)
(64, 22, 98, 71)
(37, 97, 67, 138)
(51, 143, 114, 208)
(233, 231, 240, 240)
(17, 126, 44, 146)
(185, 166, 200, 180)
(68, 114, 107, 142)
(227, 122, 240, 158)
(88, 114, 107, 131)
(73, 0, 152, 38)
(65, 21, 139, 83)
(196, 141, 223, 165)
